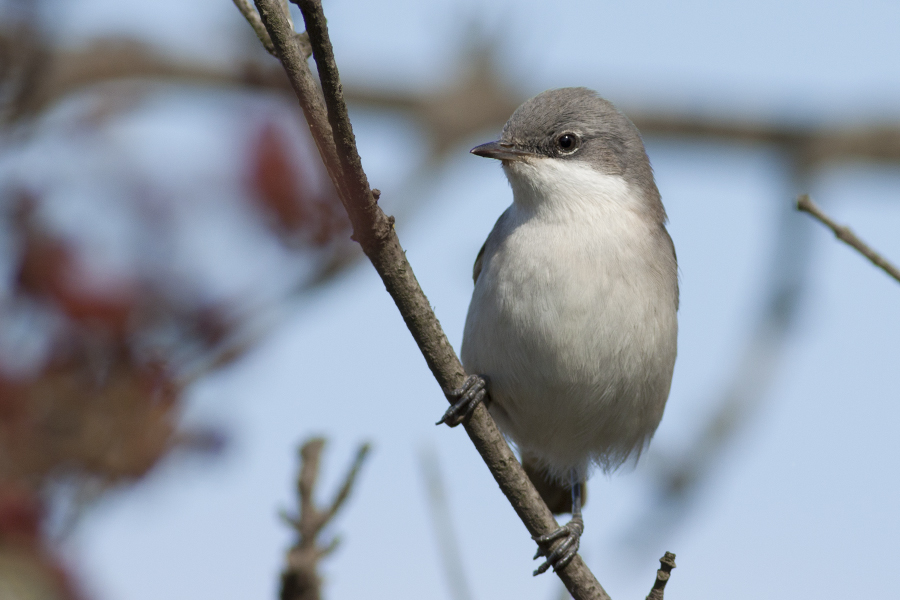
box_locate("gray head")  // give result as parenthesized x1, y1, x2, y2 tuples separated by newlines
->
(472, 87, 664, 222)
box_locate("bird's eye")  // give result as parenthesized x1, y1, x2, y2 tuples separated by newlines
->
(557, 133, 579, 153)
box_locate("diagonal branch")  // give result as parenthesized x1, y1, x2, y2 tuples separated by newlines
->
(232, 0, 277, 56)
(797, 194, 900, 285)
(241, 1, 638, 598)
(419, 445, 475, 600)
(251, 0, 344, 198)
(322, 442, 370, 526)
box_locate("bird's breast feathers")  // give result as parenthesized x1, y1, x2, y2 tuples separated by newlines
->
(460, 160, 677, 475)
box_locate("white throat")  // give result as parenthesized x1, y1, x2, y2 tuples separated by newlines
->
(502, 158, 644, 220)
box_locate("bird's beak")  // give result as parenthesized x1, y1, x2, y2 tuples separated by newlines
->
(470, 141, 534, 161)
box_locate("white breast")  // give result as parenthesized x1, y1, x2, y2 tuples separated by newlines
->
(461, 158, 678, 481)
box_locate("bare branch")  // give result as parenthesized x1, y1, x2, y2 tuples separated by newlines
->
(252, 0, 344, 198)
(419, 445, 474, 600)
(322, 442, 370, 525)
(0, 35, 294, 122)
(797, 194, 900, 284)
(232, 0, 277, 56)
(8, 27, 900, 173)
(246, 0, 614, 597)
(645, 552, 676, 600)
(297, 438, 325, 536)
(278, 0, 296, 32)
(281, 437, 371, 600)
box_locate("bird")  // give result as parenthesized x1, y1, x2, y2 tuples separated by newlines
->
(437, 87, 678, 576)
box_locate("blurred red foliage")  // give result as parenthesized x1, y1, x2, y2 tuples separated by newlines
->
(0, 51, 353, 599)
(15, 201, 138, 337)
(0, 109, 356, 596)
(249, 120, 350, 246)
(0, 193, 229, 599)
(0, 484, 84, 600)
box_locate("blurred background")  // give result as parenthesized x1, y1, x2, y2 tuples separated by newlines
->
(1, 0, 899, 599)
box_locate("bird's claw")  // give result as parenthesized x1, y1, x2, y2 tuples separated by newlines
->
(436, 374, 487, 427)
(532, 515, 584, 576)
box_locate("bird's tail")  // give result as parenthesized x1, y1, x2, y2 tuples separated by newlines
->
(521, 453, 587, 515)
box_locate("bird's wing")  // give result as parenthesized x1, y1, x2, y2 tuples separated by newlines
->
(659, 224, 680, 311)
(473, 207, 514, 285)
(472, 241, 487, 284)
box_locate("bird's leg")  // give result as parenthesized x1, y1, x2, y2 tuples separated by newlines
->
(436, 374, 487, 427)
(532, 473, 584, 576)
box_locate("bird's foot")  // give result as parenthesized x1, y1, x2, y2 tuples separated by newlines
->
(532, 514, 583, 576)
(436, 374, 487, 427)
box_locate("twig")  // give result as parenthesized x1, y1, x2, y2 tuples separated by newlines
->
(280, 438, 371, 600)
(251, 0, 344, 199)
(245, 1, 613, 598)
(645, 552, 676, 600)
(320, 440, 370, 525)
(277, 0, 295, 32)
(418, 445, 474, 600)
(797, 194, 900, 284)
(232, 0, 277, 56)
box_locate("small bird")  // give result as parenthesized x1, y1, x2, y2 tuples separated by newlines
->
(438, 87, 678, 575)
